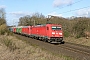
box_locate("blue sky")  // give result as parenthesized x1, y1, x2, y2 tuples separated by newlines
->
(0, 0, 90, 26)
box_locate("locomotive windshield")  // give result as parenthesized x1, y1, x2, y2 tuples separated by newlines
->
(52, 26, 61, 30)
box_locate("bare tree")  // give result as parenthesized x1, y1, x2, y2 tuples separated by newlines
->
(0, 8, 6, 19)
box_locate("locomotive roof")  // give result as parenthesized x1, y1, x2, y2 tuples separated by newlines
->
(13, 24, 61, 28)
(31, 24, 61, 27)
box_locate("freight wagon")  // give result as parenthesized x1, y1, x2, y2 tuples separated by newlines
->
(16, 26, 23, 34)
(13, 27, 16, 33)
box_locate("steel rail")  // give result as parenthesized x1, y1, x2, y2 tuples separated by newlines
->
(58, 43, 90, 56)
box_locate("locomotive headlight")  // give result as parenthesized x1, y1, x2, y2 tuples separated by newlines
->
(52, 32, 55, 34)
(59, 33, 62, 35)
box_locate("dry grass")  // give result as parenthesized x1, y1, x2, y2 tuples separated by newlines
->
(0, 35, 66, 60)
(64, 37, 90, 46)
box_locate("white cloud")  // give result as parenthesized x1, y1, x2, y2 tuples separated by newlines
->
(0, 5, 6, 9)
(9, 11, 32, 17)
(53, 0, 73, 7)
(7, 11, 32, 26)
(76, 8, 90, 17)
(48, 12, 62, 17)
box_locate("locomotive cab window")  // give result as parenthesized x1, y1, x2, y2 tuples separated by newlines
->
(52, 26, 61, 30)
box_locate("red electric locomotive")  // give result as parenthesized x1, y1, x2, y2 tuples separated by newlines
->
(22, 26, 31, 36)
(30, 24, 63, 43)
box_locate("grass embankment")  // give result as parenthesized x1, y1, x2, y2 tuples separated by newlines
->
(0, 35, 73, 60)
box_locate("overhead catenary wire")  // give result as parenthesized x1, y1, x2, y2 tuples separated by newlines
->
(48, 0, 90, 17)
(59, 6, 90, 14)
(58, 0, 83, 9)
(50, 0, 84, 13)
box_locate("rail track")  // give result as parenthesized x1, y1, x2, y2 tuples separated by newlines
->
(14, 34, 90, 60)
(58, 43, 90, 56)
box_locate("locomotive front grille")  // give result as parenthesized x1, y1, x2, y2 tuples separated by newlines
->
(50, 37, 63, 42)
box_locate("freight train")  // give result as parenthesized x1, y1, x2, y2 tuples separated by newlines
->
(9, 24, 64, 44)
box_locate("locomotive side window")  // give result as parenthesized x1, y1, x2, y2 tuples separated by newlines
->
(52, 26, 61, 30)
(28, 28, 29, 30)
(47, 27, 49, 30)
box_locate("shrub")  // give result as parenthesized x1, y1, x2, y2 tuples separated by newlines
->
(64, 31, 70, 37)
(73, 19, 90, 38)
(0, 24, 13, 35)
(0, 24, 7, 35)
